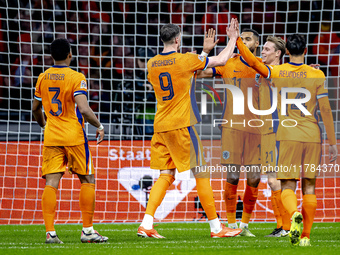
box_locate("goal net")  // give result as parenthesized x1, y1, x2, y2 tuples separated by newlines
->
(1, 0, 339, 224)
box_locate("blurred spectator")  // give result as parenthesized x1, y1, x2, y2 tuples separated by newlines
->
(170, 2, 195, 25)
(11, 34, 37, 87)
(88, 69, 110, 117)
(0, 9, 8, 108)
(43, 55, 53, 67)
(33, 0, 65, 21)
(201, 3, 237, 44)
(10, 33, 38, 111)
(120, 54, 135, 114)
(89, 25, 101, 66)
(2, 0, 340, 136)
(135, 48, 156, 136)
(72, 37, 98, 77)
(55, 23, 67, 39)
(312, 21, 340, 77)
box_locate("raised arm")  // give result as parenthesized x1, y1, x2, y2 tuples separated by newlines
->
(75, 94, 104, 144)
(207, 18, 238, 68)
(318, 96, 337, 162)
(236, 37, 270, 78)
(201, 28, 220, 56)
(197, 29, 219, 78)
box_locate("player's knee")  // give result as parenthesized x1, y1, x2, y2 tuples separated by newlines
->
(78, 174, 95, 184)
(45, 172, 62, 189)
(302, 186, 315, 195)
(227, 176, 239, 185)
(302, 178, 316, 195)
(281, 179, 297, 191)
(247, 176, 260, 188)
(267, 177, 280, 190)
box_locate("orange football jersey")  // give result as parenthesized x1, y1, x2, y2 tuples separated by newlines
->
(34, 66, 88, 146)
(213, 55, 261, 134)
(147, 51, 208, 132)
(270, 63, 327, 143)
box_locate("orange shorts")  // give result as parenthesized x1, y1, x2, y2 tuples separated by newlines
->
(42, 143, 94, 178)
(221, 128, 261, 165)
(276, 141, 321, 179)
(261, 132, 278, 173)
(150, 126, 206, 172)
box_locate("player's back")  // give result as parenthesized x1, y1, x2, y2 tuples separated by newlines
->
(271, 63, 327, 142)
(147, 51, 208, 132)
(215, 55, 261, 134)
(34, 66, 88, 146)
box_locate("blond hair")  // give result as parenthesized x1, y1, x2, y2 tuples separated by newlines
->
(266, 36, 286, 60)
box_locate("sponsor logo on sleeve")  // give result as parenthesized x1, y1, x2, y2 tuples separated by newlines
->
(198, 55, 205, 62)
(80, 80, 87, 89)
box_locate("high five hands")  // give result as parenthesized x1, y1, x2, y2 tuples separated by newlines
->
(227, 18, 240, 40)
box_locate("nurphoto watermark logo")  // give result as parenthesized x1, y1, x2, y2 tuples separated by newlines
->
(201, 83, 312, 128)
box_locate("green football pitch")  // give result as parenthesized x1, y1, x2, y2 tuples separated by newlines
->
(1, 223, 339, 255)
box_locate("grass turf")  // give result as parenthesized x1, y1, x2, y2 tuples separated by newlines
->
(0, 223, 339, 255)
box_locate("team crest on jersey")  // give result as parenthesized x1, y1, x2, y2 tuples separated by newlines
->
(255, 73, 261, 84)
(80, 80, 87, 89)
(198, 55, 205, 62)
(222, 151, 230, 160)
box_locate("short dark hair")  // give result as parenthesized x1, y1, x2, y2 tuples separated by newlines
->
(266, 36, 286, 60)
(286, 34, 306, 56)
(160, 24, 180, 44)
(50, 38, 71, 61)
(242, 28, 260, 42)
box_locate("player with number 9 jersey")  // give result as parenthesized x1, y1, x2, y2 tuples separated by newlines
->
(148, 52, 208, 133)
(138, 23, 243, 239)
(147, 51, 209, 172)
(34, 67, 88, 147)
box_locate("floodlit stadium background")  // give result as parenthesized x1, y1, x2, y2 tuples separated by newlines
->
(0, 0, 339, 224)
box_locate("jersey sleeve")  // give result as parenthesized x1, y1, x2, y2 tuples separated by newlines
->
(315, 70, 335, 144)
(34, 73, 44, 101)
(316, 72, 328, 100)
(236, 37, 271, 78)
(185, 52, 209, 72)
(73, 73, 88, 97)
(319, 96, 336, 145)
(214, 65, 224, 76)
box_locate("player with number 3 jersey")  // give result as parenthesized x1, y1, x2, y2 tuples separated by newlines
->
(32, 38, 107, 244)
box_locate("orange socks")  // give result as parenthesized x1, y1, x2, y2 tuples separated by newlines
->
(224, 182, 238, 224)
(241, 185, 258, 224)
(301, 194, 317, 239)
(272, 189, 291, 230)
(145, 174, 175, 217)
(274, 190, 291, 230)
(196, 178, 217, 220)
(79, 183, 95, 228)
(42, 185, 57, 232)
(281, 189, 298, 217)
(271, 192, 282, 228)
